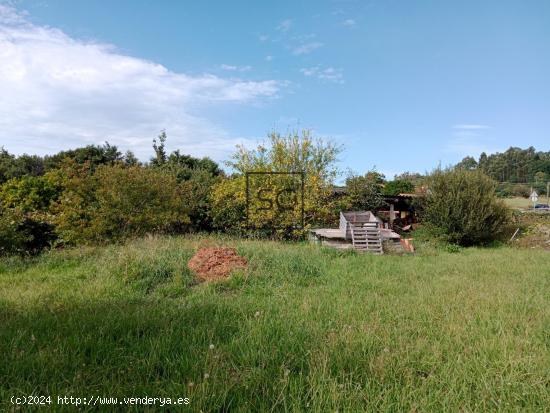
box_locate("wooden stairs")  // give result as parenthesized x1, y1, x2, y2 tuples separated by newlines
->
(349, 222, 383, 254)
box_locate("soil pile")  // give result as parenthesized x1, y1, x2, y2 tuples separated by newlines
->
(188, 247, 248, 282)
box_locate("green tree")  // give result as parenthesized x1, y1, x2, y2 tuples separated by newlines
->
(455, 156, 478, 171)
(149, 133, 223, 230)
(472, 146, 550, 183)
(44, 143, 122, 171)
(124, 150, 140, 166)
(534, 171, 547, 184)
(0, 175, 62, 213)
(343, 171, 386, 211)
(533, 171, 548, 194)
(419, 169, 510, 246)
(0, 149, 45, 183)
(151, 130, 168, 167)
(383, 179, 414, 196)
(393, 171, 425, 187)
(163, 150, 221, 182)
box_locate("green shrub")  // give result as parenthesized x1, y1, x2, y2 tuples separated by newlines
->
(0, 174, 62, 255)
(210, 175, 247, 234)
(0, 208, 56, 256)
(511, 184, 531, 198)
(496, 182, 512, 197)
(419, 169, 511, 246)
(54, 164, 191, 244)
(0, 208, 27, 255)
(0, 174, 62, 212)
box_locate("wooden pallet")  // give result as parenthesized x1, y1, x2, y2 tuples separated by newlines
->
(350, 222, 383, 254)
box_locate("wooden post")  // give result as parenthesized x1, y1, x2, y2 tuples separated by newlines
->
(389, 202, 395, 228)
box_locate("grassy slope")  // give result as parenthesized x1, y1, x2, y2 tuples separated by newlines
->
(1, 236, 549, 412)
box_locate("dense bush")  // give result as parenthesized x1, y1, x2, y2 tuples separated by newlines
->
(210, 176, 247, 234)
(0, 208, 28, 255)
(0, 135, 222, 254)
(0, 174, 62, 212)
(6, 134, 542, 254)
(0, 208, 57, 255)
(53, 164, 191, 244)
(419, 169, 510, 246)
(0, 174, 62, 254)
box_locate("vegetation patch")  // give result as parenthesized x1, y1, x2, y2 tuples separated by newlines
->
(110, 237, 194, 293)
(418, 169, 511, 246)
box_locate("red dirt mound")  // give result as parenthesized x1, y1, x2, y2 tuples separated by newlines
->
(188, 247, 248, 282)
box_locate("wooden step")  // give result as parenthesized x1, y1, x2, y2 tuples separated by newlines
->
(349, 223, 383, 254)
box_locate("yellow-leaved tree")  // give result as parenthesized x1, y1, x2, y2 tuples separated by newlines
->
(210, 130, 341, 238)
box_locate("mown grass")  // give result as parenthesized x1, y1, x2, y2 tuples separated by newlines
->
(504, 196, 549, 210)
(1, 235, 549, 412)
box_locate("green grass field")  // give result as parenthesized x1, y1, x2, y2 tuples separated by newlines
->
(1, 236, 549, 412)
(504, 196, 549, 210)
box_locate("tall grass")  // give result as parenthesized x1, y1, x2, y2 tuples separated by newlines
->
(1, 236, 549, 411)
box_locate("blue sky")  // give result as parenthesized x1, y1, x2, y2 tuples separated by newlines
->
(1, 0, 549, 178)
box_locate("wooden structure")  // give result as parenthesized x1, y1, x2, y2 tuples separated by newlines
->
(349, 222, 383, 253)
(339, 211, 383, 254)
(339, 211, 380, 238)
(310, 211, 402, 253)
(380, 194, 417, 229)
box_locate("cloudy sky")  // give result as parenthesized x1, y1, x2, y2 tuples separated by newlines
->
(1, 0, 549, 176)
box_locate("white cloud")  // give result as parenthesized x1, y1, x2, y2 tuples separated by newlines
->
(452, 124, 491, 130)
(300, 66, 344, 84)
(300, 68, 317, 77)
(276, 19, 292, 32)
(220, 64, 252, 72)
(292, 42, 323, 55)
(0, 5, 283, 161)
(265, 55, 273, 62)
(446, 124, 497, 157)
(343, 19, 356, 27)
(258, 34, 269, 42)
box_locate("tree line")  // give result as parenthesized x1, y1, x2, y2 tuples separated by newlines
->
(1, 130, 514, 255)
(455, 146, 550, 195)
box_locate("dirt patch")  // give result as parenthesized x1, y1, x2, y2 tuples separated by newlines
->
(188, 247, 248, 282)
